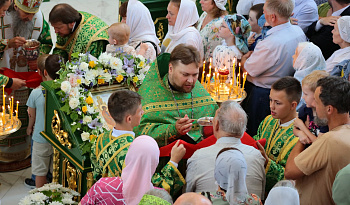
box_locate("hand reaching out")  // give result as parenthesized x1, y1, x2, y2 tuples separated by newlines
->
(170, 140, 186, 164)
(248, 33, 256, 46)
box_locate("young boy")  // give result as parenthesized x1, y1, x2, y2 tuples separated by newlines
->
(293, 70, 329, 146)
(253, 76, 302, 193)
(26, 54, 61, 188)
(90, 90, 186, 196)
(106, 22, 148, 56)
(248, 4, 264, 51)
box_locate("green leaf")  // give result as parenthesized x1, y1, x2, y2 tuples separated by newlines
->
(70, 112, 79, 121)
(60, 103, 70, 115)
(71, 52, 79, 59)
(80, 142, 92, 155)
(71, 123, 81, 133)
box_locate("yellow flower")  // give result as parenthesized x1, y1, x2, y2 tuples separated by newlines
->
(104, 69, 108, 73)
(89, 61, 96, 68)
(116, 75, 124, 83)
(90, 135, 97, 141)
(86, 96, 93, 105)
(77, 79, 82, 84)
(98, 78, 105, 84)
(138, 61, 145, 68)
(132, 76, 139, 83)
(82, 106, 87, 113)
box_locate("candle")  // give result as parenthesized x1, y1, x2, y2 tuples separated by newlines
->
(242, 72, 247, 92)
(16, 101, 19, 118)
(214, 68, 217, 89)
(206, 74, 210, 90)
(208, 58, 212, 80)
(201, 61, 206, 84)
(11, 96, 13, 119)
(236, 73, 240, 87)
(9, 98, 11, 123)
(2, 106, 5, 124)
(2, 85, 4, 110)
(238, 63, 241, 86)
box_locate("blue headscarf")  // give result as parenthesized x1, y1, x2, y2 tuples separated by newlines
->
(224, 14, 251, 54)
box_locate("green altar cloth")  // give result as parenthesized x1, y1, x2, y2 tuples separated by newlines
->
(253, 115, 298, 193)
(134, 53, 218, 147)
(53, 11, 109, 60)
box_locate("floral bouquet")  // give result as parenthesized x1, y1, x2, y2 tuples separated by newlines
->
(19, 183, 80, 205)
(52, 52, 151, 155)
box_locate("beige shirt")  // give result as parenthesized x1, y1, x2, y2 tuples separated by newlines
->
(295, 124, 350, 205)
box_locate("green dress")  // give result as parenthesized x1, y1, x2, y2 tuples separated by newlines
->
(90, 130, 186, 196)
(253, 115, 298, 193)
(53, 11, 109, 61)
(134, 53, 219, 147)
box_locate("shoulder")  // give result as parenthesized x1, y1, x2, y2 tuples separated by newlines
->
(29, 87, 44, 98)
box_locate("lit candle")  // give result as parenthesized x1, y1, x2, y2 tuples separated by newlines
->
(242, 72, 247, 92)
(208, 58, 212, 81)
(236, 73, 240, 87)
(16, 101, 19, 118)
(201, 61, 206, 84)
(214, 68, 217, 88)
(11, 97, 13, 119)
(238, 63, 241, 86)
(2, 106, 5, 124)
(206, 74, 210, 90)
(2, 85, 4, 109)
(9, 98, 11, 123)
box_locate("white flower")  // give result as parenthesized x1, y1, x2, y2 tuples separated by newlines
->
(79, 62, 89, 71)
(98, 52, 112, 66)
(69, 87, 80, 98)
(31, 192, 48, 202)
(61, 81, 71, 93)
(136, 54, 145, 62)
(137, 73, 146, 82)
(81, 131, 90, 141)
(68, 74, 81, 87)
(71, 122, 76, 126)
(116, 67, 125, 75)
(68, 64, 78, 71)
(78, 53, 85, 57)
(110, 57, 123, 70)
(69, 98, 79, 109)
(97, 68, 104, 76)
(85, 70, 96, 83)
(87, 105, 96, 114)
(49, 202, 64, 205)
(83, 115, 92, 124)
(103, 72, 112, 82)
(19, 195, 33, 205)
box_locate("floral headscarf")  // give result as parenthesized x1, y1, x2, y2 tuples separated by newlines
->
(224, 14, 251, 54)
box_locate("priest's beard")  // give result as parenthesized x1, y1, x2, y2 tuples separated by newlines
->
(314, 115, 328, 127)
(11, 11, 34, 39)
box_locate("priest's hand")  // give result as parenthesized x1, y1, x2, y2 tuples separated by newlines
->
(175, 114, 194, 135)
(256, 141, 269, 167)
(8, 37, 26, 48)
(11, 78, 26, 90)
(170, 140, 186, 164)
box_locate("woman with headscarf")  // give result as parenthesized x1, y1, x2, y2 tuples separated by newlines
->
(326, 16, 350, 72)
(292, 42, 326, 83)
(265, 180, 300, 205)
(212, 14, 251, 82)
(119, 0, 160, 61)
(197, 0, 227, 61)
(161, 0, 204, 59)
(201, 147, 262, 205)
(80, 136, 185, 205)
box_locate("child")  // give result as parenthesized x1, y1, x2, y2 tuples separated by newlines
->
(247, 3, 264, 51)
(293, 70, 329, 146)
(26, 54, 61, 188)
(213, 14, 251, 82)
(106, 22, 148, 56)
(253, 76, 301, 193)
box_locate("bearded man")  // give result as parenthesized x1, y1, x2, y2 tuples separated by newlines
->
(134, 44, 218, 147)
(49, 3, 109, 60)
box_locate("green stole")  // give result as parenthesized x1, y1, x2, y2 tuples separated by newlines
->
(134, 53, 218, 147)
(53, 11, 109, 60)
(253, 115, 298, 193)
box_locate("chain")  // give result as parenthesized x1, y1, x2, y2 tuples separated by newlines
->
(168, 81, 194, 119)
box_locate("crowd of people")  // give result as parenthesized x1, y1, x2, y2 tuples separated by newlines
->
(1, 0, 350, 204)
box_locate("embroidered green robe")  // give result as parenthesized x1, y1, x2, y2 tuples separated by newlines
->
(0, 74, 9, 87)
(53, 11, 109, 61)
(253, 115, 298, 193)
(90, 130, 185, 196)
(133, 53, 219, 147)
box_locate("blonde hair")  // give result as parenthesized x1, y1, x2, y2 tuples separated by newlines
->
(108, 22, 130, 45)
(302, 70, 329, 92)
(37, 54, 49, 74)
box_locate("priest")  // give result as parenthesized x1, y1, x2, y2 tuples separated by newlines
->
(49, 3, 109, 60)
(134, 44, 218, 147)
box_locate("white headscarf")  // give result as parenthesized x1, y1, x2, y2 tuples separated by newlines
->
(214, 0, 227, 11)
(293, 42, 326, 82)
(265, 180, 300, 205)
(337, 16, 350, 43)
(214, 148, 248, 205)
(126, 0, 160, 53)
(163, 0, 201, 54)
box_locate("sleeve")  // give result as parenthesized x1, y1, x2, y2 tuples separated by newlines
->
(134, 122, 178, 147)
(0, 74, 9, 87)
(305, 21, 319, 38)
(87, 40, 108, 59)
(151, 162, 186, 196)
(265, 137, 298, 192)
(244, 41, 278, 77)
(294, 135, 329, 175)
(293, 6, 318, 32)
(253, 119, 265, 141)
(90, 139, 101, 181)
(52, 47, 68, 61)
(38, 18, 53, 55)
(185, 152, 199, 192)
(0, 39, 9, 52)
(26, 89, 38, 108)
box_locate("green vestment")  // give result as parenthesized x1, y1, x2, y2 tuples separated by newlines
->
(134, 53, 219, 147)
(53, 11, 109, 61)
(0, 75, 9, 87)
(253, 115, 298, 193)
(90, 130, 185, 196)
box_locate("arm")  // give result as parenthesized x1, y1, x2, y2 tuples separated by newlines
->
(87, 40, 108, 59)
(294, 117, 317, 143)
(90, 140, 101, 181)
(136, 43, 148, 56)
(284, 141, 306, 179)
(38, 18, 53, 54)
(27, 107, 36, 136)
(52, 47, 68, 61)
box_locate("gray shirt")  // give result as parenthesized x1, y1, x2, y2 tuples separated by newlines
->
(186, 137, 266, 199)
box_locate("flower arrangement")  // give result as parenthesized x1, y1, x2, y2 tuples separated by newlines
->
(19, 183, 80, 205)
(52, 52, 151, 154)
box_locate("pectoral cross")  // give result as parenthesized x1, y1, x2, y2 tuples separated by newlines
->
(0, 17, 11, 39)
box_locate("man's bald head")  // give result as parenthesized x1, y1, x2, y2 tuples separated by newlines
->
(174, 193, 212, 205)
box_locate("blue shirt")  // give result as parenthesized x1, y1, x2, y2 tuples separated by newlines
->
(26, 87, 47, 143)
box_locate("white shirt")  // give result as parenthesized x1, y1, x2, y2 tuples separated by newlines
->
(245, 22, 306, 88)
(292, 0, 318, 32)
(112, 128, 135, 137)
(186, 136, 266, 199)
(236, 0, 266, 16)
(325, 46, 350, 72)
